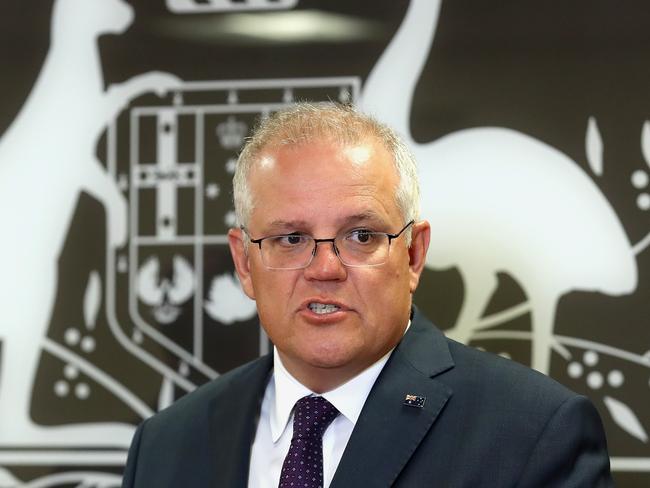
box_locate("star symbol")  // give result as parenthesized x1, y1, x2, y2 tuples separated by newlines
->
(205, 183, 220, 199)
(225, 157, 237, 174)
(224, 210, 237, 227)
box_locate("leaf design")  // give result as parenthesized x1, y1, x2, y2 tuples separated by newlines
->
(137, 256, 163, 306)
(204, 272, 256, 325)
(168, 255, 195, 305)
(642, 121, 650, 169)
(83, 270, 102, 330)
(585, 116, 603, 176)
(604, 395, 648, 443)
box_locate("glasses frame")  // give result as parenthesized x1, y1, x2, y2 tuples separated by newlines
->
(243, 220, 415, 270)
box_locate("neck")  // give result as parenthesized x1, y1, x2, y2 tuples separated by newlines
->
(276, 335, 404, 394)
(277, 353, 364, 394)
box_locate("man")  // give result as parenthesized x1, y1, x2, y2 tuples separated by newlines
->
(122, 103, 613, 487)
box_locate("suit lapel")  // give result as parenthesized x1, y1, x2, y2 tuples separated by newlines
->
(210, 354, 273, 488)
(330, 309, 454, 487)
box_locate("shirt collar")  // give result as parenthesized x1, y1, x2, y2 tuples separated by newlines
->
(269, 320, 410, 442)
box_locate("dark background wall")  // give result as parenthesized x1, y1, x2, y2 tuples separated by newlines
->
(0, 1, 648, 485)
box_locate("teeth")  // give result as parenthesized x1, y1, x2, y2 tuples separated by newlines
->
(308, 303, 340, 314)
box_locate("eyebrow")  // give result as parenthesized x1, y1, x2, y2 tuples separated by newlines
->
(342, 211, 386, 226)
(264, 212, 387, 233)
(263, 220, 311, 233)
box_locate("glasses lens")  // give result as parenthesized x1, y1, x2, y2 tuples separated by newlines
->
(261, 235, 314, 269)
(254, 224, 409, 270)
(337, 231, 390, 267)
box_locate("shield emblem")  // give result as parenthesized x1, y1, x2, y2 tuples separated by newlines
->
(108, 77, 361, 396)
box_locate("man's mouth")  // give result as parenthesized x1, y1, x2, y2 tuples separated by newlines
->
(308, 302, 341, 315)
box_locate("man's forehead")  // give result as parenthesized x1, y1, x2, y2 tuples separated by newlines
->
(248, 143, 397, 198)
(245, 137, 401, 229)
(253, 135, 384, 168)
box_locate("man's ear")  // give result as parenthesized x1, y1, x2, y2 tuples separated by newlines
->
(228, 227, 256, 300)
(408, 220, 431, 293)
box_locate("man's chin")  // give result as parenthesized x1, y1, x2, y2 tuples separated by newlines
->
(300, 349, 355, 370)
(283, 344, 359, 373)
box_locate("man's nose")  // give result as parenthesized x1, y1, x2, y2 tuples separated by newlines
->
(303, 241, 347, 280)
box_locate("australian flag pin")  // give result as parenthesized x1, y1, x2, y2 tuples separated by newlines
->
(403, 394, 426, 408)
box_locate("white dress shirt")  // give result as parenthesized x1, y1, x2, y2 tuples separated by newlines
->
(247, 341, 399, 488)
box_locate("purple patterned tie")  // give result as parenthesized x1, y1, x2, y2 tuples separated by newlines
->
(278, 395, 340, 488)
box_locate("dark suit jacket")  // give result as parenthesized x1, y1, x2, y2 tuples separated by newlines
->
(122, 308, 613, 487)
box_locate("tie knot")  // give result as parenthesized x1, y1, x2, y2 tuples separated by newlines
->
(292, 395, 339, 440)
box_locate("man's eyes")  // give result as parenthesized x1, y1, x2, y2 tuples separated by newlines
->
(274, 234, 308, 246)
(345, 229, 376, 244)
(268, 228, 381, 245)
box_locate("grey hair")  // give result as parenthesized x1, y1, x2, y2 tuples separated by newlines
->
(233, 102, 420, 241)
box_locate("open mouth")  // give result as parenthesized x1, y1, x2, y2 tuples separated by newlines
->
(308, 302, 341, 315)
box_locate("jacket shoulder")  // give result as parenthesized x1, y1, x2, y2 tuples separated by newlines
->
(445, 338, 579, 410)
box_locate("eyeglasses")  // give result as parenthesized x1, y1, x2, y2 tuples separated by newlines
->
(243, 220, 414, 270)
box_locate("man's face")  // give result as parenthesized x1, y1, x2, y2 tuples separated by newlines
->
(228, 138, 429, 391)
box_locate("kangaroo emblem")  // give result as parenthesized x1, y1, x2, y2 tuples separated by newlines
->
(0, 0, 181, 446)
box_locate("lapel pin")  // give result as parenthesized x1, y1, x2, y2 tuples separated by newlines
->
(403, 394, 426, 408)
